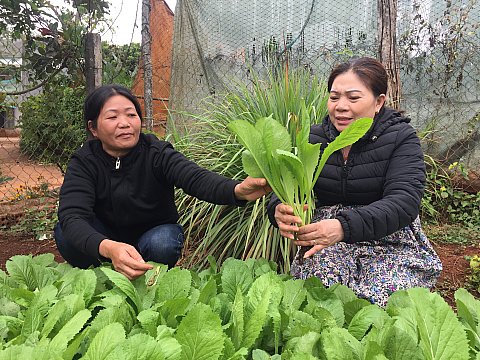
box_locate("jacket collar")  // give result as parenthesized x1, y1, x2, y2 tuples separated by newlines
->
(90, 133, 146, 169)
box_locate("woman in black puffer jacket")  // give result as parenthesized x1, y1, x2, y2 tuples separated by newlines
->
(267, 57, 442, 306)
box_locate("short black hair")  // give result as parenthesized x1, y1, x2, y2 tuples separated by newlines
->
(84, 85, 143, 134)
(328, 57, 388, 98)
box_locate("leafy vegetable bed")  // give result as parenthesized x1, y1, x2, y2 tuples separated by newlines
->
(1, 254, 479, 359)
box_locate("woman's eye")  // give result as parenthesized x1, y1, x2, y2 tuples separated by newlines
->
(107, 116, 117, 120)
(128, 113, 137, 117)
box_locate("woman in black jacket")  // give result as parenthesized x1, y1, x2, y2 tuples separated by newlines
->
(267, 58, 442, 306)
(56, 84, 270, 280)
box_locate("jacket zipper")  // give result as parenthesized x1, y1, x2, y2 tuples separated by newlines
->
(115, 157, 120, 170)
(341, 160, 348, 202)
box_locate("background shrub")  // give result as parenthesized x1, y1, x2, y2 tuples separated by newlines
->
(19, 82, 86, 169)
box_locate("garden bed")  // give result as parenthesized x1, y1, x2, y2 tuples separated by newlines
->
(0, 215, 478, 308)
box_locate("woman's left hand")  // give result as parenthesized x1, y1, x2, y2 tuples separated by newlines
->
(234, 176, 272, 201)
(294, 219, 344, 258)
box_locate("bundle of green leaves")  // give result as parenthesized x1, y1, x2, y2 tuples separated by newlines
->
(228, 102, 373, 226)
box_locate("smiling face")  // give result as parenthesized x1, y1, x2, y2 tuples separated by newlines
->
(327, 70, 386, 132)
(88, 94, 142, 157)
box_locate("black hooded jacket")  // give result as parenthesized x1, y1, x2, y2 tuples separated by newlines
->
(58, 133, 243, 258)
(267, 107, 426, 243)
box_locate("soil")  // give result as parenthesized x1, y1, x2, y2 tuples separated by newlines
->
(0, 133, 479, 307)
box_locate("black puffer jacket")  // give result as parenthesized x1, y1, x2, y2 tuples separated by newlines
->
(58, 133, 243, 258)
(267, 107, 426, 243)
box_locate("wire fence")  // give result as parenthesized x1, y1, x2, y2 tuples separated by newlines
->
(1, 0, 479, 207)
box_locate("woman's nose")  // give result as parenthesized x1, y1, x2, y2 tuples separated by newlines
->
(118, 115, 130, 127)
(336, 97, 349, 111)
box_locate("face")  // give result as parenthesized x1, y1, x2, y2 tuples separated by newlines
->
(88, 95, 141, 157)
(327, 70, 385, 132)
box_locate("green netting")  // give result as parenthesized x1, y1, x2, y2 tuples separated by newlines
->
(170, 0, 480, 168)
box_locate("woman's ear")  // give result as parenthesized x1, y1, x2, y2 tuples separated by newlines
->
(87, 120, 97, 138)
(375, 94, 386, 113)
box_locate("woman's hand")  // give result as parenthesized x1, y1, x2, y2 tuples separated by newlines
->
(274, 203, 303, 239)
(99, 239, 153, 280)
(234, 176, 271, 201)
(294, 219, 344, 258)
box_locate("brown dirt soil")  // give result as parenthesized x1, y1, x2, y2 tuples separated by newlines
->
(0, 136, 63, 200)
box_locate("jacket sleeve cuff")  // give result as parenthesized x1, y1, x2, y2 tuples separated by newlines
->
(267, 198, 282, 227)
(336, 214, 353, 243)
(230, 180, 248, 206)
(85, 233, 108, 259)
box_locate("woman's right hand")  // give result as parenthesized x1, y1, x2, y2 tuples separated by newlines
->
(274, 203, 303, 239)
(99, 239, 153, 280)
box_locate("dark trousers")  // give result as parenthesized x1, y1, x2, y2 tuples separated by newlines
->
(54, 220, 184, 269)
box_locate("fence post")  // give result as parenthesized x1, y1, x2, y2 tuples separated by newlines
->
(377, 0, 401, 108)
(85, 33, 102, 94)
(142, 0, 153, 131)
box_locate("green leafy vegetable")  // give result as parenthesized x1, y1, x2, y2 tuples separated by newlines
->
(228, 103, 373, 225)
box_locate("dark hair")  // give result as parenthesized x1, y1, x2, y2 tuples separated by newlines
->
(84, 84, 143, 133)
(327, 57, 388, 98)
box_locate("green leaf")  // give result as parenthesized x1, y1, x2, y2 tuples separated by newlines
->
(137, 309, 160, 337)
(71, 269, 97, 306)
(314, 117, 373, 187)
(455, 288, 480, 351)
(108, 333, 165, 360)
(256, 116, 292, 154)
(48, 308, 91, 353)
(283, 310, 323, 340)
(82, 322, 126, 360)
(22, 285, 57, 338)
(227, 117, 288, 202)
(242, 150, 264, 178)
(176, 303, 224, 360)
(348, 305, 390, 340)
(6, 255, 37, 291)
(281, 279, 307, 311)
(390, 288, 470, 360)
(230, 287, 245, 350)
(363, 341, 388, 360)
(297, 142, 321, 191)
(320, 327, 363, 359)
(276, 150, 306, 190)
(159, 298, 190, 328)
(306, 286, 345, 328)
(197, 277, 217, 305)
(221, 258, 253, 302)
(227, 120, 268, 174)
(252, 349, 278, 359)
(284, 331, 321, 356)
(100, 267, 142, 313)
(40, 293, 84, 339)
(378, 320, 423, 360)
(343, 298, 371, 326)
(242, 287, 271, 350)
(156, 325, 183, 360)
(155, 267, 192, 303)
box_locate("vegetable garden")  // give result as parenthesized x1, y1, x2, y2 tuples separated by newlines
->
(1, 254, 480, 359)
(1, 0, 479, 358)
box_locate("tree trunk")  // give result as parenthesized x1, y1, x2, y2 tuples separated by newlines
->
(377, 0, 401, 109)
(142, 0, 153, 131)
